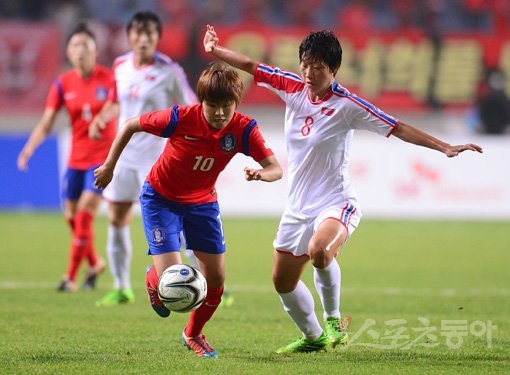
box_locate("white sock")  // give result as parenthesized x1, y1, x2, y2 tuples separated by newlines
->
(184, 249, 200, 270)
(278, 280, 323, 340)
(314, 259, 341, 320)
(107, 224, 132, 290)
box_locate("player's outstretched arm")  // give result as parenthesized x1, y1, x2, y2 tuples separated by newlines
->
(244, 155, 283, 182)
(89, 101, 120, 140)
(17, 107, 58, 172)
(94, 116, 142, 189)
(392, 122, 483, 158)
(204, 24, 258, 75)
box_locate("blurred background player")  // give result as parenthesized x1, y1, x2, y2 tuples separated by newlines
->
(90, 11, 197, 307)
(94, 63, 283, 358)
(17, 23, 116, 292)
(204, 25, 483, 353)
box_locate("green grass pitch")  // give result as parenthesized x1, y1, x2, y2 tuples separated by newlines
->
(0, 213, 508, 374)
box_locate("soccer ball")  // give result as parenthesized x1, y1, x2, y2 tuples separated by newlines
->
(157, 264, 207, 313)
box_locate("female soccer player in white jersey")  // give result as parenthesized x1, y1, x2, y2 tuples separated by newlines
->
(203, 25, 483, 353)
(89, 12, 197, 307)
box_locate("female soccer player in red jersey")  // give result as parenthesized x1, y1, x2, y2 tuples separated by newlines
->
(94, 63, 282, 358)
(17, 23, 117, 292)
(203, 25, 483, 353)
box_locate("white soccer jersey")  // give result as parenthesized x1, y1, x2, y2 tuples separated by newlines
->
(113, 51, 196, 169)
(254, 63, 399, 218)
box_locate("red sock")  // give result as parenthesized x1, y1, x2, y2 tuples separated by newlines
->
(65, 211, 94, 280)
(75, 210, 98, 266)
(185, 286, 224, 337)
(146, 264, 159, 289)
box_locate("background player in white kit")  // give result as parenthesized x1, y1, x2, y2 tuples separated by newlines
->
(89, 11, 197, 306)
(204, 25, 483, 353)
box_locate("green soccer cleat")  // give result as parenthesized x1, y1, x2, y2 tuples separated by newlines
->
(276, 332, 329, 354)
(95, 289, 135, 307)
(324, 316, 350, 348)
(219, 290, 234, 308)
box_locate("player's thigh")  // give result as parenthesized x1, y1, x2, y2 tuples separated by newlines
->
(63, 199, 78, 220)
(183, 202, 225, 256)
(108, 201, 133, 227)
(62, 167, 84, 204)
(273, 250, 309, 293)
(77, 166, 103, 214)
(102, 166, 144, 204)
(140, 182, 183, 256)
(192, 251, 225, 289)
(153, 252, 183, 277)
(309, 218, 348, 268)
(273, 209, 314, 257)
(76, 191, 103, 215)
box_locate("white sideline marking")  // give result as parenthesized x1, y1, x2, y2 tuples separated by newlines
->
(1, 281, 509, 297)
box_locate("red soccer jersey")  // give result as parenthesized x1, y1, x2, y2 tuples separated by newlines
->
(46, 65, 117, 169)
(140, 104, 274, 204)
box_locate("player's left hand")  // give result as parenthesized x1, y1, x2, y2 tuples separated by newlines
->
(244, 167, 262, 181)
(445, 143, 483, 158)
(89, 116, 107, 140)
(93, 164, 113, 189)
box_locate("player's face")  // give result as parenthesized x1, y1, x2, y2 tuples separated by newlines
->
(66, 33, 97, 71)
(128, 21, 160, 61)
(202, 100, 236, 130)
(300, 59, 334, 96)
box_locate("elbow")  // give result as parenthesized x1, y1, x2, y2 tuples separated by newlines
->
(273, 166, 283, 181)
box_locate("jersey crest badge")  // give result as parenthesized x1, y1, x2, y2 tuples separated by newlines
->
(220, 133, 236, 152)
(96, 86, 108, 101)
(151, 227, 165, 246)
(321, 107, 336, 116)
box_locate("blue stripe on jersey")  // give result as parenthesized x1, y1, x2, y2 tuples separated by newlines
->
(162, 105, 179, 138)
(154, 51, 172, 66)
(257, 64, 302, 82)
(56, 79, 64, 105)
(241, 120, 257, 156)
(343, 204, 355, 224)
(332, 82, 398, 126)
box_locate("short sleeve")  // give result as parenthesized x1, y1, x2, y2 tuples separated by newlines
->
(254, 63, 304, 103)
(167, 63, 197, 105)
(108, 74, 118, 103)
(45, 79, 64, 110)
(241, 120, 274, 161)
(346, 94, 399, 138)
(140, 105, 179, 138)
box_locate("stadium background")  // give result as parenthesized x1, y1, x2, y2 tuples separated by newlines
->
(0, 2, 509, 372)
(1, 0, 509, 217)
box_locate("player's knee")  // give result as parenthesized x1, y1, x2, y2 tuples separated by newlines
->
(272, 271, 297, 294)
(308, 241, 330, 268)
(205, 274, 224, 290)
(109, 216, 129, 227)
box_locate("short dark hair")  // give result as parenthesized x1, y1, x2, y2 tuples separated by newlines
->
(127, 11, 162, 36)
(196, 63, 243, 105)
(299, 30, 342, 73)
(66, 22, 95, 44)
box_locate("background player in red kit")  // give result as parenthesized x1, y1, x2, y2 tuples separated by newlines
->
(17, 23, 117, 292)
(94, 63, 282, 358)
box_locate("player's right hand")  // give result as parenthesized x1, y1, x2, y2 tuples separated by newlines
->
(93, 164, 113, 189)
(204, 25, 219, 53)
(17, 151, 31, 172)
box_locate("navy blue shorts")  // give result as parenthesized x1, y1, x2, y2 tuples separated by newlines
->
(62, 166, 102, 200)
(140, 182, 226, 255)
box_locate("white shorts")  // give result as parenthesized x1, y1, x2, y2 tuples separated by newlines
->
(273, 202, 361, 257)
(102, 164, 151, 203)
